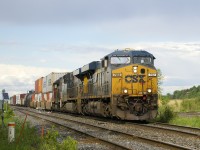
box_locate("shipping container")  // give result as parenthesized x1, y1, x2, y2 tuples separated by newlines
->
(37, 93, 42, 102)
(47, 92, 53, 101)
(43, 93, 47, 101)
(16, 94, 26, 105)
(10, 96, 14, 105)
(35, 77, 43, 94)
(42, 72, 67, 93)
(13, 95, 16, 105)
(42, 76, 47, 93)
(32, 94, 35, 102)
(10, 95, 16, 105)
(21, 98, 25, 106)
(35, 94, 38, 102)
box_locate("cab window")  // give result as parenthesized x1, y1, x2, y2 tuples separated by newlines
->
(111, 56, 130, 65)
(133, 57, 153, 65)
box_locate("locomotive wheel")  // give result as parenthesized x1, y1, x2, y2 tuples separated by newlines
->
(103, 105, 111, 117)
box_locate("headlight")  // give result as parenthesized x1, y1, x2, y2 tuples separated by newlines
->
(124, 89, 128, 94)
(133, 66, 138, 73)
(133, 66, 137, 70)
(147, 89, 152, 93)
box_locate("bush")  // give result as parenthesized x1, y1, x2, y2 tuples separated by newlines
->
(157, 105, 176, 123)
(60, 136, 77, 150)
(1, 106, 77, 150)
(0, 118, 41, 150)
(156, 96, 176, 123)
(40, 126, 77, 150)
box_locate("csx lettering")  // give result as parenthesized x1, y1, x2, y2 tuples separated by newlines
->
(125, 75, 145, 83)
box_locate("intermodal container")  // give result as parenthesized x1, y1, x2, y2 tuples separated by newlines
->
(37, 93, 42, 102)
(16, 94, 26, 105)
(32, 94, 35, 102)
(35, 77, 43, 94)
(13, 95, 16, 105)
(10, 96, 14, 105)
(42, 92, 53, 101)
(42, 76, 47, 93)
(42, 72, 67, 93)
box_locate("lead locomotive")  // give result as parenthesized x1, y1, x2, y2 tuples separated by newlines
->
(52, 49, 158, 120)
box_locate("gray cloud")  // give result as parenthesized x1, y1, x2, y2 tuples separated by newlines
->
(0, 0, 200, 25)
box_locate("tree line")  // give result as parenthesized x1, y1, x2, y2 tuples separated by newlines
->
(165, 85, 200, 99)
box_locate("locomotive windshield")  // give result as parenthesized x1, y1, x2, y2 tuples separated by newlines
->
(133, 57, 153, 65)
(111, 56, 131, 65)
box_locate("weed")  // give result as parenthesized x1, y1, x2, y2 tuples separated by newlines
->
(40, 126, 77, 150)
(0, 107, 77, 150)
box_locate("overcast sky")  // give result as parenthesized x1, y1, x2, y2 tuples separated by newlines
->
(0, 0, 200, 96)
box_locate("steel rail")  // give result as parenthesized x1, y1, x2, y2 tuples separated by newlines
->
(15, 107, 191, 150)
(151, 122, 200, 134)
(15, 109, 131, 150)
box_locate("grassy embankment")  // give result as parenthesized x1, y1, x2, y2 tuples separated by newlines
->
(156, 97, 200, 128)
(0, 105, 77, 150)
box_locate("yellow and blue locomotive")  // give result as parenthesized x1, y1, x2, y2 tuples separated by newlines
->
(53, 49, 158, 120)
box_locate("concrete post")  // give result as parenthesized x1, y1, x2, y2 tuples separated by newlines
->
(8, 122, 15, 142)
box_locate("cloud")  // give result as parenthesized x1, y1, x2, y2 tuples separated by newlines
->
(0, 64, 68, 96)
(0, 0, 200, 25)
(0, 40, 21, 46)
(39, 59, 47, 63)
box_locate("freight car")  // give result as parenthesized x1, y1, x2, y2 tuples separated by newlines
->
(51, 49, 158, 120)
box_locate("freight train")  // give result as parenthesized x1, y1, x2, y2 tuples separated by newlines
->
(10, 49, 158, 121)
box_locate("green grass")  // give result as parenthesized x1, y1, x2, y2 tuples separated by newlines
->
(170, 116, 200, 128)
(156, 97, 200, 128)
(180, 98, 200, 112)
(0, 105, 77, 150)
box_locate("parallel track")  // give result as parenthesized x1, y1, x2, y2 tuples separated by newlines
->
(15, 109, 130, 150)
(126, 122, 200, 137)
(14, 107, 191, 150)
(150, 122, 200, 134)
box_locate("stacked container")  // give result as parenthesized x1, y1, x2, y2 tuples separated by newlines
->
(10, 96, 16, 105)
(16, 94, 26, 105)
(30, 94, 35, 108)
(42, 72, 67, 110)
(35, 77, 43, 108)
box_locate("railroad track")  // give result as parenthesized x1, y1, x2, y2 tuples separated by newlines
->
(178, 111, 200, 117)
(147, 122, 200, 136)
(15, 108, 128, 150)
(125, 122, 200, 137)
(14, 107, 192, 150)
